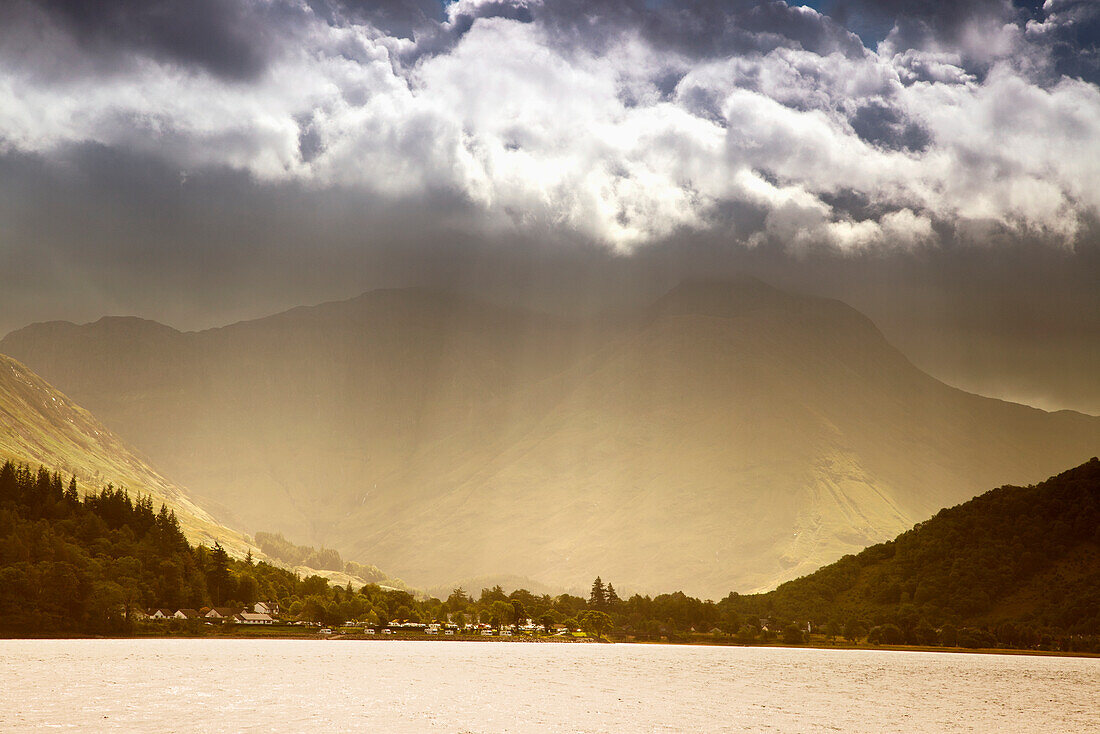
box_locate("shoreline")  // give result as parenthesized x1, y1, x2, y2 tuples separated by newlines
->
(3, 632, 1096, 658)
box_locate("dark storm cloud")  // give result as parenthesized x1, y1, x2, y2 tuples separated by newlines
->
(3, 0, 1098, 246)
(399, 0, 865, 64)
(0, 142, 484, 331)
(19, 0, 284, 80)
(848, 101, 929, 152)
(306, 0, 447, 39)
(827, 0, 1015, 45)
(822, 0, 1100, 83)
(1, 0, 1099, 413)
(1027, 0, 1100, 84)
(3, 140, 1097, 414)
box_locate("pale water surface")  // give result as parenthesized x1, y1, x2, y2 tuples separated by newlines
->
(0, 640, 1096, 732)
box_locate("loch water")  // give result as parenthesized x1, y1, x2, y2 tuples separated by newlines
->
(1, 639, 1096, 732)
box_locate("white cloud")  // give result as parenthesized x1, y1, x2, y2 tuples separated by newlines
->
(1, 0, 1098, 252)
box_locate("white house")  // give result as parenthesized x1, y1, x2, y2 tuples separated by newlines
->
(235, 612, 275, 625)
(254, 601, 279, 617)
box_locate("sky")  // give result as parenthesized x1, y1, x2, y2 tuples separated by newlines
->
(0, 0, 1098, 413)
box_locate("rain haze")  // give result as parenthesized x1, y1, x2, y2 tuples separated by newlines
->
(1, 0, 1098, 412)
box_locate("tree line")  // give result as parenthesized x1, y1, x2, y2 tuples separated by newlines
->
(0, 461, 388, 634)
(2, 457, 1098, 652)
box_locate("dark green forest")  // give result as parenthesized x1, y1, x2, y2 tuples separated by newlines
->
(0, 461, 411, 635)
(1, 458, 1098, 652)
(717, 457, 1100, 651)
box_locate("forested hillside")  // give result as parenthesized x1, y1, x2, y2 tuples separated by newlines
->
(3, 458, 1097, 652)
(0, 461, 396, 635)
(719, 458, 1100, 646)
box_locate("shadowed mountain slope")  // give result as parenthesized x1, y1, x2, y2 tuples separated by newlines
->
(3, 280, 1098, 595)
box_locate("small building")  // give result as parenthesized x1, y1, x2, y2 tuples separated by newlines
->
(235, 612, 275, 625)
(149, 608, 174, 620)
(174, 609, 200, 620)
(254, 601, 280, 617)
(205, 607, 240, 620)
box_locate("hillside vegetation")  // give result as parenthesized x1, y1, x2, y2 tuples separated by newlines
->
(0, 354, 395, 588)
(2, 459, 1097, 653)
(0, 354, 254, 556)
(254, 530, 386, 582)
(716, 458, 1100, 646)
(0, 461, 413, 635)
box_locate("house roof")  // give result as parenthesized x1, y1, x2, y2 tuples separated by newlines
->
(176, 608, 200, 617)
(236, 612, 274, 622)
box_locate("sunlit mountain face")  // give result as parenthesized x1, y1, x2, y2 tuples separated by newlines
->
(4, 281, 1098, 596)
(0, 1, 1098, 594)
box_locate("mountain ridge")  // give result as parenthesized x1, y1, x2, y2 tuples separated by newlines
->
(3, 281, 1098, 596)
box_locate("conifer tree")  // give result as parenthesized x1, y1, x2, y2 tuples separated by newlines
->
(207, 542, 232, 605)
(606, 583, 621, 609)
(589, 577, 607, 609)
(65, 475, 79, 504)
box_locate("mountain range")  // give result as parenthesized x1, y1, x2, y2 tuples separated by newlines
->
(3, 279, 1097, 596)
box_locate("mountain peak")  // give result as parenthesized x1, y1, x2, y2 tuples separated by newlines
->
(83, 316, 182, 341)
(3, 282, 1098, 596)
(3, 315, 179, 347)
(653, 277, 802, 319)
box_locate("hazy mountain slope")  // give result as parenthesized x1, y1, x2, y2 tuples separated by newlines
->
(3, 281, 1098, 596)
(331, 282, 1100, 593)
(0, 353, 254, 556)
(733, 457, 1100, 633)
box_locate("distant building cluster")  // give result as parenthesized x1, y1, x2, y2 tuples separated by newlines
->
(145, 601, 279, 625)
(140, 603, 582, 639)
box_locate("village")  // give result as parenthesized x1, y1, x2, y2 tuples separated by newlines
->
(142, 602, 590, 640)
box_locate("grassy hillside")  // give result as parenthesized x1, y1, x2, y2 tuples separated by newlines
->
(0, 353, 400, 590)
(727, 458, 1100, 637)
(4, 281, 1099, 596)
(0, 353, 260, 555)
